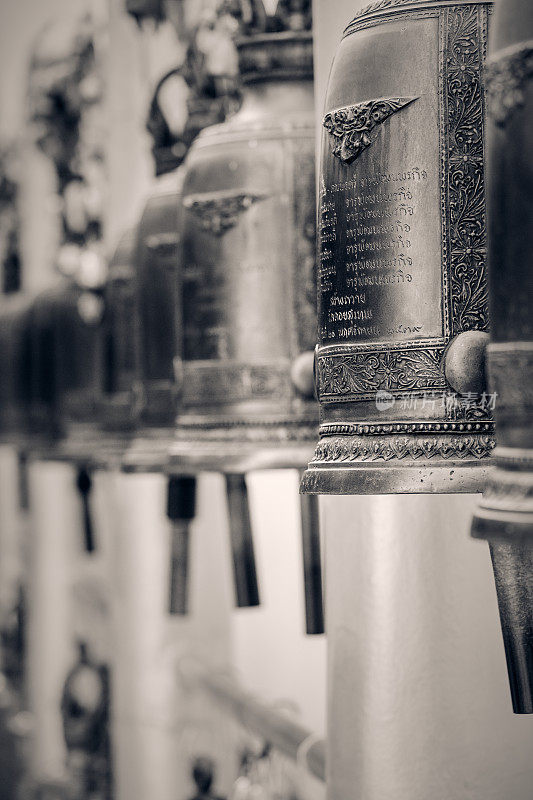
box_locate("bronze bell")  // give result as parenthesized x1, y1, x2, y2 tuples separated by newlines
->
(27, 282, 74, 444)
(121, 177, 202, 618)
(121, 178, 182, 472)
(120, 10, 243, 615)
(117, 178, 201, 617)
(126, 6, 242, 463)
(169, 0, 323, 630)
(55, 282, 105, 463)
(0, 298, 33, 446)
(172, 10, 317, 473)
(98, 230, 139, 446)
(136, 180, 180, 428)
(471, 0, 533, 714)
(27, 281, 104, 552)
(300, 0, 495, 496)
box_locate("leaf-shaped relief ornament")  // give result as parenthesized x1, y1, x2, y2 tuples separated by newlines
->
(312, 433, 495, 464)
(323, 97, 418, 164)
(183, 190, 268, 236)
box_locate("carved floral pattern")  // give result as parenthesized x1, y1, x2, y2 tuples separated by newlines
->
(312, 433, 495, 463)
(323, 98, 417, 163)
(485, 42, 533, 126)
(444, 5, 488, 335)
(317, 347, 444, 399)
(183, 191, 267, 236)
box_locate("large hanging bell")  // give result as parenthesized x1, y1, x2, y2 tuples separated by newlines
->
(301, 0, 495, 496)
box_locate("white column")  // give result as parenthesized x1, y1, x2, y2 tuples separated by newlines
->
(97, 470, 234, 800)
(232, 470, 327, 738)
(323, 493, 533, 800)
(26, 460, 79, 784)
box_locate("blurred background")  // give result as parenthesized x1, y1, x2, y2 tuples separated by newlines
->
(1, 1, 533, 799)
(0, 1, 326, 798)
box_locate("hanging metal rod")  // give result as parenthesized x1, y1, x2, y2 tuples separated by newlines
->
(179, 660, 326, 782)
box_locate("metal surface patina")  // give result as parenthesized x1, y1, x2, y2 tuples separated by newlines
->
(121, 178, 182, 473)
(471, 0, 533, 714)
(170, 21, 318, 474)
(301, 0, 495, 495)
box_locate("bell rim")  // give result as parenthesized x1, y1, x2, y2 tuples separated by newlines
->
(300, 460, 494, 495)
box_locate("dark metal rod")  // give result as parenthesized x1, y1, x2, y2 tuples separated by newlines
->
(299, 490, 325, 635)
(180, 661, 326, 782)
(76, 467, 95, 553)
(225, 473, 260, 608)
(17, 451, 30, 512)
(166, 476, 196, 615)
(169, 522, 190, 615)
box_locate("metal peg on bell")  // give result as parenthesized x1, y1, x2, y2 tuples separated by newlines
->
(225, 474, 260, 609)
(76, 466, 95, 553)
(299, 489, 324, 634)
(166, 475, 196, 615)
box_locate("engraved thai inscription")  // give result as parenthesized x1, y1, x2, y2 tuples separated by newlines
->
(317, 12, 445, 351)
(313, 3, 491, 405)
(317, 6, 489, 371)
(319, 110, 441, 348)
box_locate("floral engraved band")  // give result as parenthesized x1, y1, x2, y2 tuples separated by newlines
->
(317, 345, 445, 401)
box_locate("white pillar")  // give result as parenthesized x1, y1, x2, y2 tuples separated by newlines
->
(232, 470, 327, 737)
(26, 460, 79, 784)
(97, 470, 234, 800)
(323, 493, 533, 800)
